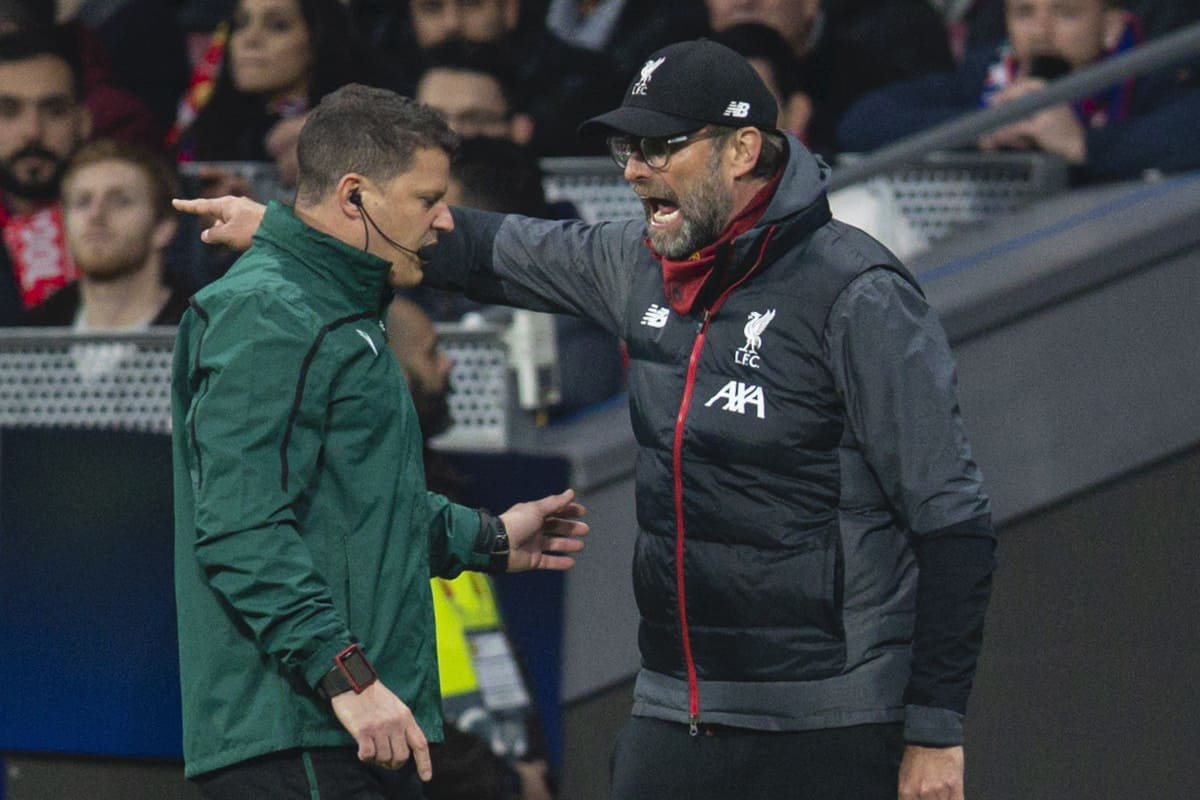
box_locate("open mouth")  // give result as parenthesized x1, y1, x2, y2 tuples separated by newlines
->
(645, 197, 680, 228)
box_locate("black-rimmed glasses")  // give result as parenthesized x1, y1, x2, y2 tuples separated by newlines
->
(606, 128, 722, 170)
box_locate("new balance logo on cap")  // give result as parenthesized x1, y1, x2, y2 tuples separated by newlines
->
(723, 101, 751, 118)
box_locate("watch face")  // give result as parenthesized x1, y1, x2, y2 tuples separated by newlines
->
(338, 646, 378, 691)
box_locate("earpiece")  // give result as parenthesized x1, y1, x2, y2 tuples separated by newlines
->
(351, 186, 425, 261)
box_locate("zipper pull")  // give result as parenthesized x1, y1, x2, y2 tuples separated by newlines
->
(689, 715, 699, 737)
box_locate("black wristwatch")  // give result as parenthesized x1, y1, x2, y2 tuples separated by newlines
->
(487, 515, 510, 574)
(316, 643, 378, 700)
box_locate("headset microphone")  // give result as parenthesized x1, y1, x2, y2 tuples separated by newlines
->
(351, 189, 424, 260)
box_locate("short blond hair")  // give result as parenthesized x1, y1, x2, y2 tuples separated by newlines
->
(62, 139, 180, 222)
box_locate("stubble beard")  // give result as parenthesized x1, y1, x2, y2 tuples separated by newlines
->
(646, 148, 734, 260)
(71, 235, 155, 283)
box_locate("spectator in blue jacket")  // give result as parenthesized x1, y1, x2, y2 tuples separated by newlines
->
(837, 0, 1200, 182)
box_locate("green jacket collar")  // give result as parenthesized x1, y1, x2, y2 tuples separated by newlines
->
(254, 201, 392, 310)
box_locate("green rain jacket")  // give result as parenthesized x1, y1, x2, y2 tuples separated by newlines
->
(171, 202, 495, 778)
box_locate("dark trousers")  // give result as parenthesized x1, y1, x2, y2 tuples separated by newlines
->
(609, 717, 902, 800)
(194, 747, 426, 800)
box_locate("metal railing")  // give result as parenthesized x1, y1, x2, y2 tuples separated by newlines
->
(0, 325, 516, 448)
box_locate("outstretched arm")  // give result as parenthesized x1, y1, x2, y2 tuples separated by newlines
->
(173, 195, 266, 250)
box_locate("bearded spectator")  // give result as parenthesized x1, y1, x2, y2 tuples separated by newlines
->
(0, 29, 91, 325)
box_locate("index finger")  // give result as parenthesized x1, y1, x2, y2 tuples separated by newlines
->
(173, 197, 221, 216)
(556, 501, 587, 519)
(407, 725, 432, 781)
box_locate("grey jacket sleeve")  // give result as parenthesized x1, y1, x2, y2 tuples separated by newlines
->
(825, 267, 996, 746)
(422, 206, 649, 338)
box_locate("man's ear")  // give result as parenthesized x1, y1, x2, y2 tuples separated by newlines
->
(336, 173, 367, 217)
(729, 127, 763, 180)
(152, 215, 178, 251)
(510, 113, 535, 147)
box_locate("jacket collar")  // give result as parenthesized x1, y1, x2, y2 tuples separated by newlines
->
(254, 201, 393, 310)
(758, 134, 832, 228)
(734, 135, 833, 259)
(691, 136, 832, 307)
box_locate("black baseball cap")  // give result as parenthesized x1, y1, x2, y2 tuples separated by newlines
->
(579, 39, 778, 138)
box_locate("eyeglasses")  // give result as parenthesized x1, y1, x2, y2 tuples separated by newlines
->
(606, 128, 722, 170)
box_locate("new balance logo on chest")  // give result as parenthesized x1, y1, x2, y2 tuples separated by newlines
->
(640, 304, 670, 328)
(705, 380, 766, 418)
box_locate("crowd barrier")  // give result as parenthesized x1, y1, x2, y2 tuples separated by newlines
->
(0, 325, 517, 450)
(181, 150, 1068, 252)
(541, 152, 1069, 243)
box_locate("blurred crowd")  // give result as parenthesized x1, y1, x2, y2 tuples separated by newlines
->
(0, 1, 1196, 797)
(1, 0, 1198, 336)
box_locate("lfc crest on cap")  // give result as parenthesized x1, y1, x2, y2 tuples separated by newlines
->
(631, 57, 665, 96)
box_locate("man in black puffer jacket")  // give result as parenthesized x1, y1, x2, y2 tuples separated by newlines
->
(426, 39, 995, 800)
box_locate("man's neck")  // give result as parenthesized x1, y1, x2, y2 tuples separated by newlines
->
(78, 260, 171, 330)
(293, 201, 349, 244)
(729, 177, 772, 226)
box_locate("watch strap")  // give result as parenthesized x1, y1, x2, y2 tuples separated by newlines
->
(486, 514, 510, 575)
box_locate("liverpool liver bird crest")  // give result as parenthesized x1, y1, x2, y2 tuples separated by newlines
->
(742, 309, 776, 354)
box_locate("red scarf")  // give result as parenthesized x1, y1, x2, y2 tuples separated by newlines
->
(656, 172, 781, 315)
(170, 22, 229, 155)
(0, 200, 78, 309)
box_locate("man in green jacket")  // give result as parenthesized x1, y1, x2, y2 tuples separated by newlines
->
(171, 84, 588, 800)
